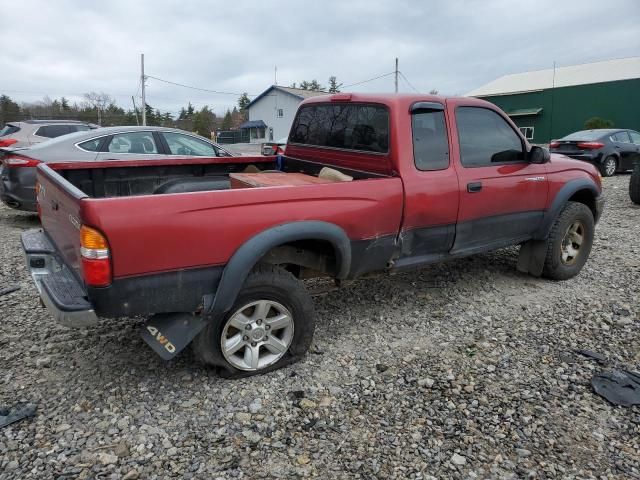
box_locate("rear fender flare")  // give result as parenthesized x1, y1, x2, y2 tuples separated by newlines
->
(534, 178, 598, 240)
(207, 221, 351, 319)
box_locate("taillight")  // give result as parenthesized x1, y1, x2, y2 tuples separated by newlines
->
(577, 142, 604, 150)
(2, 154, 41, 167)
(549, 141, 560, 148)
(80, 225, 112, 287)
(35, 182, 42, 218)
(0, 138, 17, 147)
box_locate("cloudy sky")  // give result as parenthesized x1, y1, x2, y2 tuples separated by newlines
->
(2, 0, 639, 116)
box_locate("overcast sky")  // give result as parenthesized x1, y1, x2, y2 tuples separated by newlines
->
(2, 0, 639, 116)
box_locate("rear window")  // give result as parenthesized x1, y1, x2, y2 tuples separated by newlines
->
(0, 124, 20, 137)
(35, 124, 76, 138)
(562, 130, 609, 141)
(289, 104, 389, 153)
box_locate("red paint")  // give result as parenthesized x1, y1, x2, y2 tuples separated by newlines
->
(38, 93, 601, 281)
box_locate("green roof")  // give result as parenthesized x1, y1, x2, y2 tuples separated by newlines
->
(507, 108, 543, 117)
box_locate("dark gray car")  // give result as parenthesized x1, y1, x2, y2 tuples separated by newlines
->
(0, 126, 233, 211)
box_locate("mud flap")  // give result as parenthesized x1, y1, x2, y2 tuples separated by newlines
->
(516, 239, 547, 277)
(140, 313, 208, 360)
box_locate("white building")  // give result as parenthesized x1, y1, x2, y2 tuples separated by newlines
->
(243, 85, 328, 143)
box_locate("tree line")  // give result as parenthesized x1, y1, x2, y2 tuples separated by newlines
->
(0, 92, 253, 139)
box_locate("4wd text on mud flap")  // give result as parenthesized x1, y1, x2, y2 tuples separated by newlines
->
(146, 326, 176, 353)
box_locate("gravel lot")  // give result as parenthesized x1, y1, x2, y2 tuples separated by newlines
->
(1, 175, 638, 479)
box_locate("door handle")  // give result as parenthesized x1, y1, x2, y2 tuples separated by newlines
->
(467, 182, 482, 193)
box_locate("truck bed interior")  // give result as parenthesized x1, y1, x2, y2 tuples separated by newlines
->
(57, 156, 387, 198)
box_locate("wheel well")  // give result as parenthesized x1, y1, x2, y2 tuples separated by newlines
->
(568, 189, 596, 218)
(260, 239, 338, 278)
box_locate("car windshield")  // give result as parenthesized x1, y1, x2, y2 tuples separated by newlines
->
(561, 130, 610, 141)
(27, 130, 94, 150)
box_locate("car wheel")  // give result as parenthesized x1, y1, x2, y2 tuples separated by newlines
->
(630, 164, 640, 205)
(600, 156, 617, 177)
(192, 264, 315, 376)
(542, 201, 595, 281)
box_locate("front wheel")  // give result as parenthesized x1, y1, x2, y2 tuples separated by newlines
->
(192, 264, 316, 376)
(542, 202, 595, 280)
(600, 156, 617, 177)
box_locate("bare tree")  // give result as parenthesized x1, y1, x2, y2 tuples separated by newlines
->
(83, 92, 114, 125)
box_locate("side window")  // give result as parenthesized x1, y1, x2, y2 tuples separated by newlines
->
(277, 108, 284, 118)
(629, 131, 640, 145)
(78, 137, 103, 152)
(162, 132, 218, 156)
(411, 110, 449, 171)
(107, 132, 158, 154)
(456, 107, 524, 167)
(612, 131, 631, 143)
(35, 125, 74, 138)
(73, 125, 91, 132)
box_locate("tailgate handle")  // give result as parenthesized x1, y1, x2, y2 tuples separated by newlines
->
(50, 201, 59, 211)
(467, 182, 482, 193)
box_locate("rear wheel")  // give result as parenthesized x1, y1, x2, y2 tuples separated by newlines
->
(630, 164, 640, 205)
(192, 264, 315, 376)
(542, 202, 595, 280)
(600, 156, 617, 177)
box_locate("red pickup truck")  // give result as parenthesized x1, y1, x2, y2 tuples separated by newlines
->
(22, 94, 604, 376)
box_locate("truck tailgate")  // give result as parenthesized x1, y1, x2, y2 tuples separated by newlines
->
(37, 164, 87, 278)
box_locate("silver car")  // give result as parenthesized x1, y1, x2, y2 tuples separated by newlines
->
(0, 120, 97, 148)
(0, 126, 233, 211)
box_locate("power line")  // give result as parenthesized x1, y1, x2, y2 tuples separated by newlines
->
(146, 75, 253, 97)
(342, 71, 395, 89)
(399, 71, 420, 93)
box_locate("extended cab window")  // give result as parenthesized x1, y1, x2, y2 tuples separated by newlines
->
(456, 107, 524, 167)
(290, 104, 389, 153)
(35, 124, 75, 138)
(412, 110, 449, 171)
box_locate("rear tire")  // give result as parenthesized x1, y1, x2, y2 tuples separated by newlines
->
(192, 264, 315, 376)
(600, 156, 617, 177)
(630, 164, 640, 205)
(542, 202, 595, 280)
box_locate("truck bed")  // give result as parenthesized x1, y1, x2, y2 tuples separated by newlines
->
(37, 154, 404, 305)
(55, 155, 386, 198)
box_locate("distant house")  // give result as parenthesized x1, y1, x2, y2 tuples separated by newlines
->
(466, 57, 640, 143)
(243, 85, 328, 143)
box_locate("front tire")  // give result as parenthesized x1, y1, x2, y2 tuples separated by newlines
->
(192, 264, 315, 376)
(600, 156, 617, 177)
(542, 202, 595, 280)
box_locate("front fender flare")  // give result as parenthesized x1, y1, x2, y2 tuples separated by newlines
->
(534, 178, 599, 240)
(207, 221, 352, 319)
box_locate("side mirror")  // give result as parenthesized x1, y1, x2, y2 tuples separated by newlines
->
(529, 145, 550, 164)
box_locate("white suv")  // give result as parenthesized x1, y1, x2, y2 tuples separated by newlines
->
(0, 120, 98, 148)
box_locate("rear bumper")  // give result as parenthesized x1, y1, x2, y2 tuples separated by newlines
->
(21, 229, 98, 328)
(0, 165, 37, 211)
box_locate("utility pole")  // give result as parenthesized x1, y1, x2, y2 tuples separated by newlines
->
(131, 96, 140, 126)
(141, 53, 147, 126)
(394, 57, 398, 93)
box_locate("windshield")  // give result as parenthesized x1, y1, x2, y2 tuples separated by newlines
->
(561, 130, 611, 141)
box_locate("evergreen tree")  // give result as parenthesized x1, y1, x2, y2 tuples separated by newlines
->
(221, 109, 233, 130)
(328, 76, 342, 93)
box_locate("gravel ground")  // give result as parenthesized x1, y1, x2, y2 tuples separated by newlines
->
(1, 175, 639, 479)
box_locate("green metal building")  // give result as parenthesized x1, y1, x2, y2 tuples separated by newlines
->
(466, 57, 640, 144)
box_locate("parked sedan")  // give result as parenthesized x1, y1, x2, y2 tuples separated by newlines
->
(549, 129, 640, 177)
(0, 126, 233, 211)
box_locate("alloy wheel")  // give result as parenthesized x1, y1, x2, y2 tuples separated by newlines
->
(560, 220, 584, 265)
(220, 300, 294, 371)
